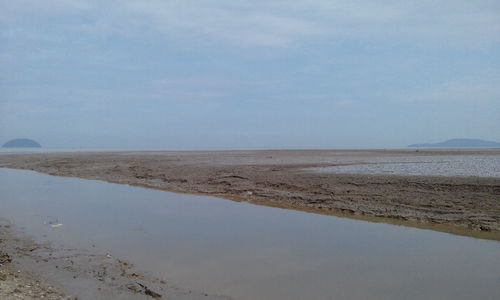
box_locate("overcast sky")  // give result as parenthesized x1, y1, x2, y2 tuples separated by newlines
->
(1, 0, 499, 149)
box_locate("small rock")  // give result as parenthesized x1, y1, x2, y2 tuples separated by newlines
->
(138, 283, 162, 299)
(479, 225, 491, 231)
(0, 252, 12, 264)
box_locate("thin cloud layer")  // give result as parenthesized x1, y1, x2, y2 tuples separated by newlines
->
(2, 0, 500, 47)
(1, 0, 499, 148)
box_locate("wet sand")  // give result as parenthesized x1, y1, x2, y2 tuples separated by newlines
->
(0, 219, 229, 300)
(1, 149, 499, 240)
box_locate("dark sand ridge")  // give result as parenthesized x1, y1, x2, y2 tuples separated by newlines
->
(1, 149, 499, 240)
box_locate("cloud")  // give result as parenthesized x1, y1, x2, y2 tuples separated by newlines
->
(2, 0, 499, 48)
(0, 0, 91, 21)
(119, 1, 322, 46)
(118, 0, 500, 47)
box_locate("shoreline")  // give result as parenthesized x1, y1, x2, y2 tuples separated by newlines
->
(1, 149, 499, 240)
(0, 219, 229, 300)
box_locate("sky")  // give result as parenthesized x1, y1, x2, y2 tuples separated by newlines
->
(1, 0, 499, 149)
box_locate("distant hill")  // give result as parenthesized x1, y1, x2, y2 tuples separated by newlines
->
(409, 138, 500, 148)
(2, 138, 42, 148)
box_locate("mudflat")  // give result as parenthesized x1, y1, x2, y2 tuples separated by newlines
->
(1, 149, 499, 240)
(0, 219, 228, 300)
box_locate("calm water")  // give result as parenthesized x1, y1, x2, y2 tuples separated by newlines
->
(311, 155, 500, 178)
(1, 168, 499, 300)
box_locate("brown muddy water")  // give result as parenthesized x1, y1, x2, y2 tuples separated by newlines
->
(1, 168, 499, 300)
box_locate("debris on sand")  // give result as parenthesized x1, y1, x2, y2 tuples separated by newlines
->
(0, 252, 12, 264)
(0, 251, 68, 299)
(126, 282, 162, 299)
(139, 283, 162, 299)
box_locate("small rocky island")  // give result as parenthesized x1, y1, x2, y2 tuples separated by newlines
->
(409, 138, 500, 148)
(2, 138, 41, 148)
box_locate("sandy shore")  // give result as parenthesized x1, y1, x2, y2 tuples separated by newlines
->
(1, 149, 499, 241)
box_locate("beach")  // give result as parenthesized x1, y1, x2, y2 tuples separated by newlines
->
(1, 149, 500, 299)
(1, 149, 499, 240)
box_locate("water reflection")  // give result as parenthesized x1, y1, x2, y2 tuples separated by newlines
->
(1, 169, 499, 300)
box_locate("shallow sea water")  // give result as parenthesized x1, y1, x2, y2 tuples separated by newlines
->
(311, 155, 500, 178)
(0, 168, 499, 300)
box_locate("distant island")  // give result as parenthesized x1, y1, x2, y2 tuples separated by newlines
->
(2, 138, 42, 148)
(409, 138, 500, 148)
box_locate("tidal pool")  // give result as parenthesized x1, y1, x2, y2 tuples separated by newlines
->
(0, 168, 499, 300)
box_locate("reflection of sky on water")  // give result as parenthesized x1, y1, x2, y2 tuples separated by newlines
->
(1, 168, 499, 300)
